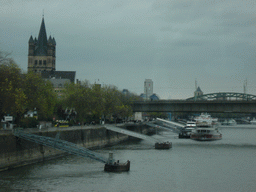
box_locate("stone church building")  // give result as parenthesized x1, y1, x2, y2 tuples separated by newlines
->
(28, 17, 76, 96)
(28, 17, 56, 73)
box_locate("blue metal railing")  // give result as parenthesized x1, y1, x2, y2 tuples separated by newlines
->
(13, 130, 108, 163)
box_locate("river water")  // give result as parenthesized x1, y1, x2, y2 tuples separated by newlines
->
(0, 125, 255, 192)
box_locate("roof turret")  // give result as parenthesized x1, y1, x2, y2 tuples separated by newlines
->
(52, 37, 56, 45)
(28, 35, 34, 43)
(196, 86, 202, 92)
(48, 35, 52, 44)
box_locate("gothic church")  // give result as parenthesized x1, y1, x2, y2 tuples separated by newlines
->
(28, 17, 76, 96)
(28, 17, 56, 73)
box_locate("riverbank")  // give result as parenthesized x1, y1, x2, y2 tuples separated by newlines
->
(0, 123, 152, 172)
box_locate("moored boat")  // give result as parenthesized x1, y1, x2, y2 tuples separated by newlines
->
(104, 160, 130, 172)
(190, 127, 222, 141)
(179, 121, 196, 139)
(104, 152, 130, 172)
(194, 113, 218, 127)
(155, 141, 172, 149)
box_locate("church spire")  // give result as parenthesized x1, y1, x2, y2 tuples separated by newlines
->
(35, 17, 48, 55)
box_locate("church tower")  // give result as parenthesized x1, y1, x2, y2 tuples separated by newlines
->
(28, 17, 56, 73)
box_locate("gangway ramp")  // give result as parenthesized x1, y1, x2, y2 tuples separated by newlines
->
(146, 122, 174, 131)
(145, 122, 177, 132)
(13, 130, 108, 163)
(104, 125, 159, 143)
(155, 118, 185, 133)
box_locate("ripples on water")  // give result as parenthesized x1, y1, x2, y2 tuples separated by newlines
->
(0, 125, 255, 192)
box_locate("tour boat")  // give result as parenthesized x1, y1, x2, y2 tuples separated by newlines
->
(194, 113, 218, 127)
(191, 113, 222, 141)
(190, 127, 222, 141)
(155, 141, 172, 149)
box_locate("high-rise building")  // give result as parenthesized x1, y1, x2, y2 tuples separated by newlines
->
(144, 79, 153, 100)
(27, 17, 56, 73)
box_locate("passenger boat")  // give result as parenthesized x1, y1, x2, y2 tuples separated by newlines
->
(104, 152, 130, 172)
(194, 113, 218, 127)
(190, 127, 222, 141)
(155, 141, 172, 149)
(191, 113, 222, 141)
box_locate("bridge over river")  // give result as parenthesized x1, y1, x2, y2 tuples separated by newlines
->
(132, 100, 256, 113)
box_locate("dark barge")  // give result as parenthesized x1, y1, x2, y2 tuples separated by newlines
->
(104, 152, 130, 172)
(155, 141, 172, 149)
(178, 132, 191, 139)
(104, 160, 130, 172)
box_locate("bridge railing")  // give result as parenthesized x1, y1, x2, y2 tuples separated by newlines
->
(13, 130, 108, 163)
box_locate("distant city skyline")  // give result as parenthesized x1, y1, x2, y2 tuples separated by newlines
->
(1, 1, 255, 99)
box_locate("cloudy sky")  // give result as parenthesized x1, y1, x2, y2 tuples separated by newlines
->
(1, 0, 255, 99)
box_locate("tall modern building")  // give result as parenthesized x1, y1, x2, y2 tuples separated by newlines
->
(144, 79, 153, 100)
(27, 17, 56, 73)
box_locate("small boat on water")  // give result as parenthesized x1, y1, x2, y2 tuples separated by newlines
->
(104, 160, 130, 172)
(104, 152, 130, 172)
(250, 118, 256, 125)
(155, 141, 172, 149)
(222, 119, 237, 126)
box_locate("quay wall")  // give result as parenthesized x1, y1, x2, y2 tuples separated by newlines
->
(0, 124, 150, 172)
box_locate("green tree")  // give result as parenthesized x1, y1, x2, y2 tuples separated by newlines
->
(0, 56, 27, 123)
(23, 72, 57, 120)
(63, 81, 91, 124)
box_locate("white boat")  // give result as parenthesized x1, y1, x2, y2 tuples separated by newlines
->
(222, 119, 237, 126)
(190, 127, 222, 141)
(185, 121, 197, 129)
(194, 113, 218, 127)
(250, 118, 256, 125)
(191, 113, 222, 141)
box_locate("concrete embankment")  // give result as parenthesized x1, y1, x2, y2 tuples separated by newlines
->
(0, 123, 152, 172)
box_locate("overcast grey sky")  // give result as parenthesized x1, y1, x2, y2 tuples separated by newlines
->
(1, 0, 255, 99)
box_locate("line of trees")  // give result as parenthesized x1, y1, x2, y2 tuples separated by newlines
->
(62, 81, 140, 125)
(0, 51, 57, 127)
(0, 51, 141, 128)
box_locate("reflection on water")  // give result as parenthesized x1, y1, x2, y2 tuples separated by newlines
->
(0, 125, 256, 192)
